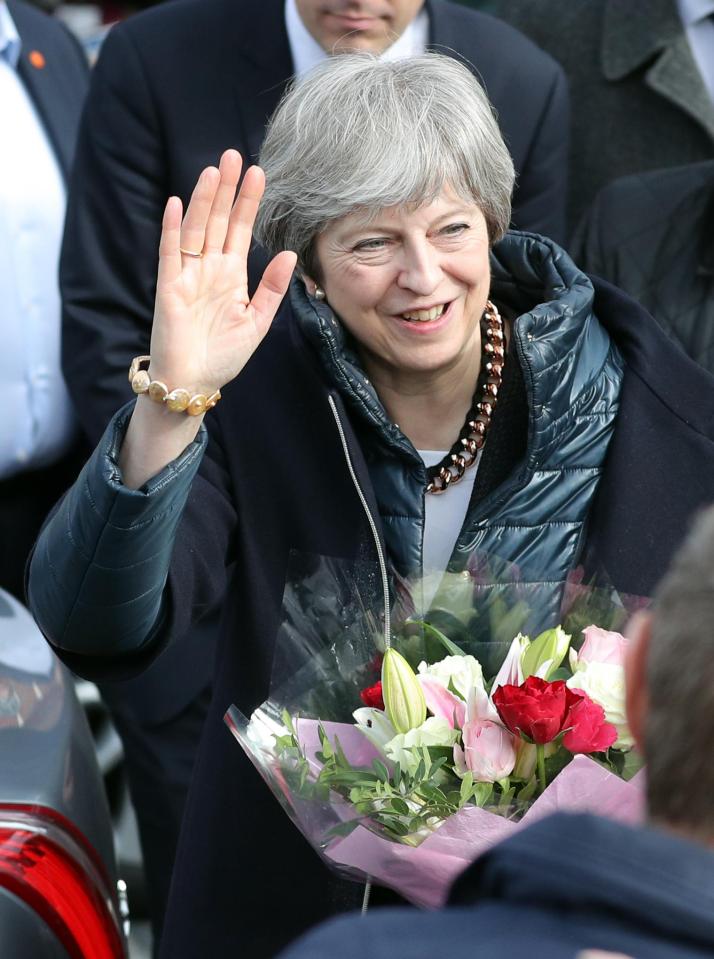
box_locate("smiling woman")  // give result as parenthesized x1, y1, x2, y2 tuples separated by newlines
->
(27, 52, 714, 959)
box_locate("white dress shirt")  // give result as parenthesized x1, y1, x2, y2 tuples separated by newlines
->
(0, 1, 75, 480)
(284, 0, 429, 78)
(676, 0, 714, 103)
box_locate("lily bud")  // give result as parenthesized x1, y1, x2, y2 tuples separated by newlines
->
(382, 648, 427, 734)
(521, 626, 571, 680)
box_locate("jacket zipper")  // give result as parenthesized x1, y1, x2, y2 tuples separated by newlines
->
(328, 395, 391, 650)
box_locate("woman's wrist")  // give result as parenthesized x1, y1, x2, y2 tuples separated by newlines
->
(119, 395, 205, 490)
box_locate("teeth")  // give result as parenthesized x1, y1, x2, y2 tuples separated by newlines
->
(401, 304, 446, 322)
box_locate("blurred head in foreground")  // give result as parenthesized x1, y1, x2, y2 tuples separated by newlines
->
(627, 504, 714, 842)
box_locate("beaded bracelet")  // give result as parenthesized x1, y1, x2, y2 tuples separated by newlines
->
(128, 356, 221, 416)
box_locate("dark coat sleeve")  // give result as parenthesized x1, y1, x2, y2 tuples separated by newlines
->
(60, 23, 166, 444)
(27, 406, 237, 682)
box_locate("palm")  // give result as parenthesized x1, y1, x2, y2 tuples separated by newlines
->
(151, 151, 296, 396)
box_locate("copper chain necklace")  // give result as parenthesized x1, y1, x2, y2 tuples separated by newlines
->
(425, 300, 505, 495)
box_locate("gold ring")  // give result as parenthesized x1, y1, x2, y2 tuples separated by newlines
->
(179, 247, 203, 258)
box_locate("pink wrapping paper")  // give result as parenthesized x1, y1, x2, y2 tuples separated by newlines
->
(226, 710, 645, 909)
(295, 719, 645, 907)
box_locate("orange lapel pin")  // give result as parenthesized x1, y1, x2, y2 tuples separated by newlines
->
(29, 50, 46, 69)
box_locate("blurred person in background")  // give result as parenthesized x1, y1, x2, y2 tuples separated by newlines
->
(57, 1, 569, 952)
(278, 504, 714, 959)
(573, 161, 714, 376)
(488, 0, 714, 238)
(0, 0, 87, 601)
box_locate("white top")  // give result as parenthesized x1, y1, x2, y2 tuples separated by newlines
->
(676, 0, 714, 102)
(0, 1, 76, 479)
(284, 0, 429, 78)
(416, 448, 481, 612)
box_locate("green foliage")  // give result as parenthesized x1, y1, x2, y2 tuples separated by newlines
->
(273, 721, 514, 844)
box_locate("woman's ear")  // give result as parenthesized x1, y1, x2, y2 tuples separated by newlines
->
(624, 610, 652, 756)
(302, 274, 326, 301)
(302, 274, 319, 297)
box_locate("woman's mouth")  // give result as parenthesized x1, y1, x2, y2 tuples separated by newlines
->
(393, 302, 454, 334)
(400, 304, 447, 323)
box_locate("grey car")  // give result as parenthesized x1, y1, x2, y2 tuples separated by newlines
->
(0, 587, 128, 958)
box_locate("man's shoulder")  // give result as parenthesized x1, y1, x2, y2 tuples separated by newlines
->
(592, 161, 714, 232)
(110, 0, 275, 46)
(580, 161, 714, 270)
(8, 0, 83, 53)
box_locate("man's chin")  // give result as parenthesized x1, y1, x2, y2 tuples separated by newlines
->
(330, 35, 393, 54)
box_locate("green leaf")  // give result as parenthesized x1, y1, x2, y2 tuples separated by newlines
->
(412, 620, 466, 657)
(372, 760, 390, 783)
(459, 771, 474, 804)
(390, 797, 411, 816)
(281, 710, 296, 735)
(472, 782, 493, 807)
(517, 776, 537, 802)
(620, 748, 645, 781)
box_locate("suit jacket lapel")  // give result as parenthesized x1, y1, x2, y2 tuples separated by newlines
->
(426, 0, 466, 60)
(646, 34, 714, 140)
(221, 0, 294, 164)
(602, 0, 714, 141)
(11, 1, 74, 179)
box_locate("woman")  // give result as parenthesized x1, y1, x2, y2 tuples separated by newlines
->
(29, 54, 714, 958)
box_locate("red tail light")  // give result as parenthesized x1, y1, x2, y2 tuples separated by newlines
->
(0, 806, 125, 959)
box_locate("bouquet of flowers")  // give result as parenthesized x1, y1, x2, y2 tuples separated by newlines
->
(226, 558, 644, 907)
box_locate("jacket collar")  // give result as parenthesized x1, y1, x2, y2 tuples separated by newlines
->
(289, 279, 420, 463)
(451, 812, 714, 946)
(491, 232, 614, 471)
(602, 0, 714, 139)
(8, 0, 78, 179)
(291, 232, 615, 471)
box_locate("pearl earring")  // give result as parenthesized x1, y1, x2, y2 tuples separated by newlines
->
(314, 286, 326, 301)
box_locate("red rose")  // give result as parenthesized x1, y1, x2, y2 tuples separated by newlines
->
(359, 680, 384, 710)
(562, 692, 618, 754)
(493, 676, 582, 744)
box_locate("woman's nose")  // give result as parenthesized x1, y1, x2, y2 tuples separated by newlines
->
(396, 243, 442, 295)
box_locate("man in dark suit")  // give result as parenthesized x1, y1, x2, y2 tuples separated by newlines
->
(489, 0, 714, 235)
(0, 0, 87, 601)
(58, 2, 568, 954)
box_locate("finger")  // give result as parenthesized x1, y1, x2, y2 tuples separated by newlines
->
(204, 150, 243, 254)
(157, 196, 184, 287)
(250, 251, 298, 334)
(180, 166, 220, 257)
(224, 165, 266, 260)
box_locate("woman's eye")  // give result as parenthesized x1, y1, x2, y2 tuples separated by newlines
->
(441, 222, 469, 236)
(354, 238, 388, 252)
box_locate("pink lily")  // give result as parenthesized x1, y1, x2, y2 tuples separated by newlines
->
(417, 675, 466, 729)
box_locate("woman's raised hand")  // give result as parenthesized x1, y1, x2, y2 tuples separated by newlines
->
(150, 149, 297, 396)
(119, 151, 296, 490)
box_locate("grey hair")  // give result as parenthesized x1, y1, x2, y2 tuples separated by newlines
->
(254, 53, 515, 276)
(645, 505, 714, 841)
